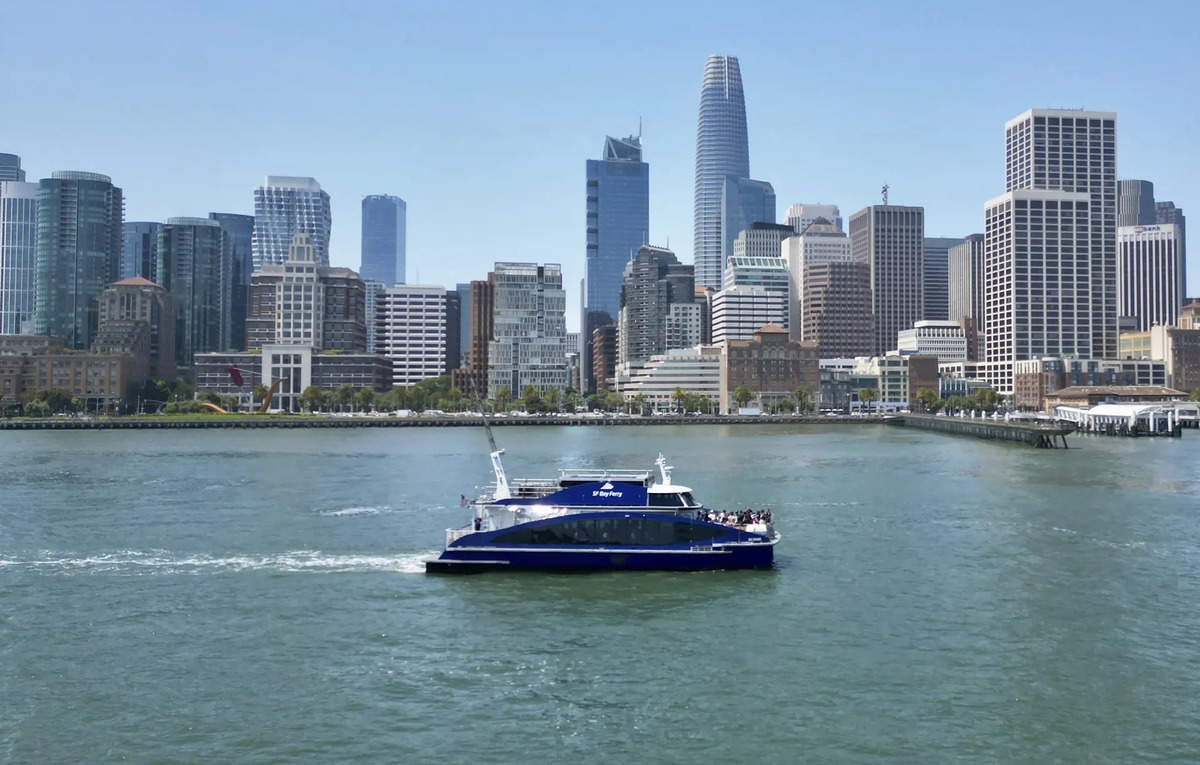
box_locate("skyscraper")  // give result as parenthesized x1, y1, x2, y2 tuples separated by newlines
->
(251, 176, 331, 269)
(121, 222, 162, 281)
(487, 262, 568, 397)
(693, 55, 750, 291)
(0, 154, 25, 182)
(848, 205, 925, 355)
(1117, 179, 1156, 226)
(721, 176, 775, 266)
(360, 194, 406, 286)
(1001, 109, 1117, 360)
(618, 245, 698, 370)
(209, 212, 255, 350)
(947, 234, 984, 359)
(781, 218, 853, 342)
(732, 222, 793, 259)
(922, 237, 960, 321)
(376, 285, 448, 386)
(585, 134, 649, 323)
(156, 217, 230, 369)
(0, 181, 39, 335)
(1118, 223, 1186, 330)
(34, 171, 124, 349)
(1157, 201, 1187, 282)
(93, 277, 176, 381)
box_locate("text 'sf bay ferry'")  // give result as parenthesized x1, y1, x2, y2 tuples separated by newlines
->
(425, 427, 780, 573)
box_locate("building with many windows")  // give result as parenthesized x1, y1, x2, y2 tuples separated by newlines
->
(710, 285, 787, 345)
(252, 176, 331, 268)
(721, 177, 775, 269)
(121, 221, 162, 281)
(0, 181, 39, 335)
(451, 277, 494, 399)
(693, 55, 750, 291)
(93, 276, 176, 382)
(620, 345, 722, 411)
(947, 234, 984, 359)
(786, 203, 842, 234)
(1117, 224, 1186, 331)
(34, 171, 124, 350)
(618, 245, 697, 370)
(732, 222, 792, 261)
(360, 194, 406, 286)
(848, 205, 925, 356)
(781, 217, 852, 342)
(209, 212, 254, 350)
(376, 284, 448, 386)
(922, 236, 959, 321)
(487, 262, 568, 397)
(719, 325, 818, 413)
(246, 234, 366, 352)
(1118, 179, 1156, 226)
(0, 154, 25, 182)
(801, 260, 873, 358)
(896, 320, 968, 361)
(585, 134, 648, 324)
(156, 217, 230, 371)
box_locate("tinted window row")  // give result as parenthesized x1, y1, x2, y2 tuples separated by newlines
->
(494, 516, 720, 546)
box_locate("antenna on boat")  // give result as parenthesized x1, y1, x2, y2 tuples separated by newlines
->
(474, 388, 510, 500)
(655, 453, 673, 486)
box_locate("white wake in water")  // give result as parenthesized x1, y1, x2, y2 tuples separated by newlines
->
(319, 506, 389, 517)
(0, 549, 435, 575)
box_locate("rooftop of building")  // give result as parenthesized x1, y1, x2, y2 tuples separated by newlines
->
(109, 276, 161, 288)
(1048, 385, 1184, 398)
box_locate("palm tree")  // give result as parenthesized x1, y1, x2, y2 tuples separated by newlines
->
(857, 387, 879, 415)
(733, 386, 754, 410)
(495, 386, 512, 413)
(915, 388, 939, 413)
(793, 385, 813, 414)
(251, 383, 269, 408)
(355, 387, 376, 412)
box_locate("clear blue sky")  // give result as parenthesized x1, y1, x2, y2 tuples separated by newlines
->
(6, 0, 1197, 330)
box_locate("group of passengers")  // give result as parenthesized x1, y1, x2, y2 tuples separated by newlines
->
(702, 508, 772, 527)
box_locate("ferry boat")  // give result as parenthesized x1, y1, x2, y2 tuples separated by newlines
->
(426, 432, 780, 573)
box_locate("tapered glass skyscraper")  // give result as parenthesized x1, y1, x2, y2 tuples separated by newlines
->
(693, 55, 749, 291)
(360, 194, 406, 286)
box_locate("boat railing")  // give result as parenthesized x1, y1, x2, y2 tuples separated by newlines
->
(446, 527, 474, 546)
(557, 468, 652, 482)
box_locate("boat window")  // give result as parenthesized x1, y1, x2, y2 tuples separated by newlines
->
(492, 516, 725, 546)
(647, 492, 684, 507)
(680, 493, 696, 506)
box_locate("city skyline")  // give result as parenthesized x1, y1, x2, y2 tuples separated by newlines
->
(4, 1, 1198, 332)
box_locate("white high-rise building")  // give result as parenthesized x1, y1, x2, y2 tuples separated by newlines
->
(487, 262, 569, 397)
(376, 284, 448, 386)
(732, 222, 795, 259)
(0, 181, 39, 334)
(710, 285, 787, 345)
(896, 320, 968, 361)
(722, 254, 790, 331)
(786, 203, 842, 233)
(1118, 223, 1186, 331)
(1002, 109, 1117, 359)
(252, 176, 332, 269)
(849, 205, 926, 357)
(781, 218, 853, 341)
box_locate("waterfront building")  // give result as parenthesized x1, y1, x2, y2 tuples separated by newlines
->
(34, 171, 124, 350)
(852, 355, 910, 413)
(194, 346, 391, 411)
(896, 320, 968, 361)
(907, 355, 940, 405)
(585, 134, 649, 323)
(0, 154, 25, 182)
(620, 345, 722, 411)
(781, 217, 853, 342)
(719, 325, 818, 413)
(848, 205, 925, 356)
(445, 288, 461, 372)
(801, 260, 873, 358)
(246, 233, 366, 352)
(999, 109, 1118, 361)
(252, 176, 331, 268)
(157, 217, 230, 371)
(0, 181, 39, 335)
(209, 212, 255, 350)
(710, 285, 787, 345)
(1150, 325, 1200, 393)
(786, 203, 842, 234)
(721, 177, 775, 268)
(1118, 224, 1186, 331)
(93, 276, 176, 382)
(121, 222, 162, 281)
(451, 276, 493, 399)
(618, 245, 697, 370)
(693, 55, 750, 291)
(487, 262, 568, 398)
(732, 222, 792, 260)
(591, 324, 617, 391)
(1013, 356, 1169, 411)
(376, 284, 448, 387)
(922, 237, 960, 321)
(1118, 179, 1156, 226)
(947, 234, 984, 360)
(360, 194, 406, 286)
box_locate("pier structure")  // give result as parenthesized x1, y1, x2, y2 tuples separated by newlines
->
(1052, 403, 1193, 437)
(894, 414, 1073, 448)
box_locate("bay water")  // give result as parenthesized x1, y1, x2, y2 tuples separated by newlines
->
(2, 425, 1199, 763)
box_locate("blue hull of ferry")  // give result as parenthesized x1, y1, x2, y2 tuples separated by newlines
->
(427, 542, 774, 573)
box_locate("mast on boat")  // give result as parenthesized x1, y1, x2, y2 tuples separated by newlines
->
(476, 393, 510, 500)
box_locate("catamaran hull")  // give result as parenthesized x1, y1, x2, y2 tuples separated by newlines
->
(425, 542, 776, 573)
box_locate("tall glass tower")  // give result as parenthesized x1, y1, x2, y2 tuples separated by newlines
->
(251, 176, 331, 269)
(157, 217, 230, 370)
(35, 171, 124, 349)
(0, 181, 40, 334)
(693, 55, 750, 291)
(209, 212, 255, 350)
(0, 154, 25, 182)
(360, 194, 406, 286)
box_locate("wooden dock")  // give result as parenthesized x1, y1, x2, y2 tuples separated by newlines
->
(893, 414, 1074, 448)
